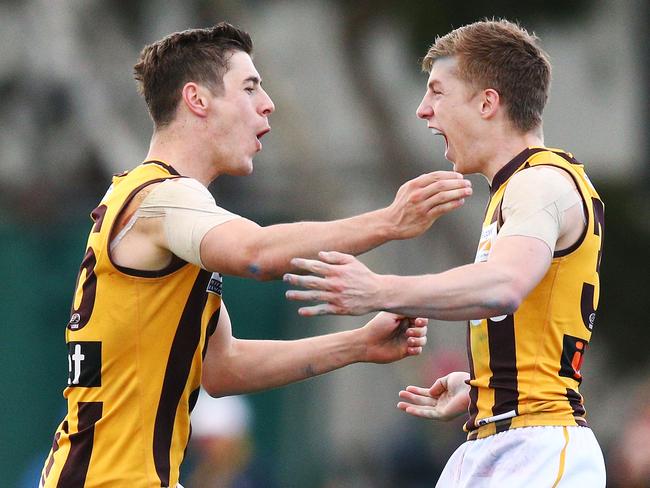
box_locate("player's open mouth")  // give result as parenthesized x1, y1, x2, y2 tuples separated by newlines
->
(255, 128, 270, 151)
(256, 128, 270, 141)
(431, 128, 448, 146)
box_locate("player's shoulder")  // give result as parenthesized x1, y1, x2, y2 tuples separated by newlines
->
(143, 177, 215, 205)
(508, 165, 577, 197)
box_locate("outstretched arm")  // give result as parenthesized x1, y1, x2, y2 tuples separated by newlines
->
(283, 235, 551, 320)
(283, 165, 586, 319)
(200, 172, 471, 280)
(202, 304, 428, 397)
(397, 371, 470, 421)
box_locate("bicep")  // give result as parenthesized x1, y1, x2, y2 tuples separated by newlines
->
(199, 218, 264, 275)
(488, 235, 552, 295)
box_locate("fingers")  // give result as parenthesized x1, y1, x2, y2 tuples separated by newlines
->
(406, 317, 428, 328)
(283, 273, 332, 291)
(419, 176, 472, 199)
(288, 257, 333, 276)
(403, 385, 433, 396)
(421, 184, 472, 211)
(405, 330, 427, 352)
(285, 286, 331, 301)
(398, 389, 434, 407)
(296, 303, 344, 317)
(406, 346, 423, 356)
(396, 403, 438, 419)
(427, 195, 468, 217)
(409, 171, 464, 187)
(404, 317, 427, 353)
(317, 250, 355, 264)
(404, 322, 427, 336)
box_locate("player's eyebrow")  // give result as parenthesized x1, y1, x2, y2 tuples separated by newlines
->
(243, 76, 261, 86)
(428, 79, 442, 91)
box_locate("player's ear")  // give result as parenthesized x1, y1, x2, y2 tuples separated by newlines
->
(181, 82, 210, 118)
(479, 88, 500, 119)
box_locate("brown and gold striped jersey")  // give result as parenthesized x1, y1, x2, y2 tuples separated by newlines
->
(41, 161, 223, 487)
(465, 147, 604, 440)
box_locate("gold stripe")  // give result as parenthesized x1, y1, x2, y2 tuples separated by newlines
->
(552, 426, 570, 488)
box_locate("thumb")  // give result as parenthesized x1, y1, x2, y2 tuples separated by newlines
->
(429, 376, 448, 397)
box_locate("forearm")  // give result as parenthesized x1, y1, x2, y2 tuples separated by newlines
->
(379, 262, 521, 320)
(204, 329, 366, 396)
(249, 210, 393, 279)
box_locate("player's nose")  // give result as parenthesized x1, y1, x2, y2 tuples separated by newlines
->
(259, 88, 275, 116)
(416, 97, 433, 120)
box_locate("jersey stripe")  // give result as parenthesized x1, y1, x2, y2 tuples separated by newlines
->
(466, 326, 479, 429)
(57, 402, 103, 487)
(487, 314, 518, 424)
(41, 432, 61, 486)
(153, 270, 211, 486)
(201, 308, 220, 360)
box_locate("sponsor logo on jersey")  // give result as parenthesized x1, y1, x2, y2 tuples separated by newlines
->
(475, 222, 498, 263)
(68, 313, 82, 330)
(206, 272, 223, 296)
(67, 341, 102, 387)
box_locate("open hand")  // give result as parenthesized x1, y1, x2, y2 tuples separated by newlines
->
(397, 371, 470, 421)
(387, 171, 471, 240)
(284, 251, 381, 316)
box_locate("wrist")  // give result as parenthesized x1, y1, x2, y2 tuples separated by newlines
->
(375, 274, 399, 312)
(344, 327, 370, 363)
(371, 207, 399, 241)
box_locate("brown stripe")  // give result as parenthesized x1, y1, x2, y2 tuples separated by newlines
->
(490, 147, 545, 195)
(465, 323, 479, 431)
(487, 315, 519, 418)
(42, 431, 62, 485)
(143, 160, 181, 175)
(107, 177, 187, 278)
(591, 197, 605, 273)
(201, 308, 221, 360)
(153, 270, 211, 487)
(566, 388, 589, 426)
(90, 205, 107, 233)
(67, 248, 98, 331)
(551, 150, 580, 166)
(57, 402, 103, 488)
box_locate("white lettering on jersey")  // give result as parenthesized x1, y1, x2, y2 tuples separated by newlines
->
(68, 344, 86, 385)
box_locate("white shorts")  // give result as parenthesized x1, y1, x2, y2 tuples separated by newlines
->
(436, 426, 605, 488)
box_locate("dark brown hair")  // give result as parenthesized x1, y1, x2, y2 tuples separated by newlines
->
(134, 22, 253, 127)
(422, 19, 551, 132)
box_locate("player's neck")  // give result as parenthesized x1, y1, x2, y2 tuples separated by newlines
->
(481, 127, 544, 185)
(145, 127, 217, 187)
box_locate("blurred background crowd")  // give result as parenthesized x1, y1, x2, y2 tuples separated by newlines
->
(2, 0, 649, 486)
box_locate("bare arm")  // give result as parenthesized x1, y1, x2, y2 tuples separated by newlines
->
(284, 166, 587, 319)
(202, 304, 428, 397)
(283, 235, 551, 319)
(200, 172, 471, 280)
